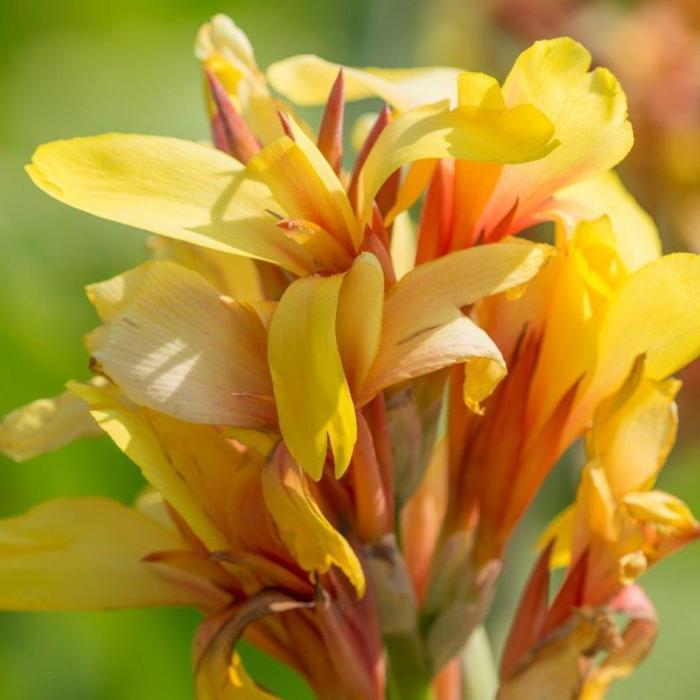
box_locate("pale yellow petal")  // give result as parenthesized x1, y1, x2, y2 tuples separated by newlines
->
(0, 497, 224, 610)
(268, 272, 356, 480)
(267, 54, 461, 110)
(482, 38, 633, 238)
(89, 261, 275, 428)
(0, 383, 103, 462)
(262, 445, 365, 596)
(363, 239, 553, 399)
(26, 134, 315, 275)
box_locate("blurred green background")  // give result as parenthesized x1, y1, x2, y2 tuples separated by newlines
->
(1, 1, 698, 698)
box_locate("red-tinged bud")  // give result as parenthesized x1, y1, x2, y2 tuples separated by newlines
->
(315, 589, 386, 700)
(542, 550, 589, 636)
(500, 543, 553, 679)
(317, 68, 345, 175)
(415, 159, 455, 264)
(277, 109, 295, 140)
(204, 68, 260, 163)
(348, 105, 392, 207)
(350, 410, 392, 542)
(362, 226, 397, 288)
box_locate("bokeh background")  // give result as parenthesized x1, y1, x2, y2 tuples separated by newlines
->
(1, 0, 699, 697)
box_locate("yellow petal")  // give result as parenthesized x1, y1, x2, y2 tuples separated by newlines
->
(462, 356, 508, 415)
(267, 55, 461, 110)
(336, 253, 385, 395)
(575, 462, 617, 545)
(0, 382, 103, 462)
(88, 261, 275, 428)
(583, 253, 700, 415)
(199, 651, 278, 700)
(622, 491, 697, 531)
(363, 239, 553, 400)
(357, 100, 556, 223)
(148, 236, 265, 300)
(262, 445, 365, 596)
(389, 211, 417, 280)
(247, 121, 359, 252)
(549, 170, 661, 272)
(483, 38, 633, 238)
(26, 134, 315, 275)
(0, 497, 224, 610)
(268, 271, 356, 479)
(68, 381, 251, 553)
(537, 506, 575, 569)
(587, 359, 680, 499)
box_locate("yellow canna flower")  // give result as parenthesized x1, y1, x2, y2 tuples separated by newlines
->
(2, 12, 700, 700)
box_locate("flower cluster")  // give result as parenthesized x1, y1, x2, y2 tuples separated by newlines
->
(2, 14, 700, 700)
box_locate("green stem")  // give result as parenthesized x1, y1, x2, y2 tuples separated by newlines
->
(385, 633, 435, 700)
(461, 626, 498, 700)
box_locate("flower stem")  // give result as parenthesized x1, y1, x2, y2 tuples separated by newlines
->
(385, 632, 435, 700)
(461, 626, 498, 700)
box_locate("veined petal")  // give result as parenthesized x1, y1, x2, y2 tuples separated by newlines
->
(69, 382, 287, 576)
(357, 101, 556, 223)
(68, 381, 229, 552)
(268, 271, 356, 479)
(0, 497, 224, 610)
(262, 445, 365, 596)
(88, 261, 275, 428)
(548, 170, 661, 272)
(267, 55, 461, 110)
(26, 134, 315, 275)
(0, 382, 103, 462)
(362, 239, 554, 400)
(482, 38, 633, 240)
(336, 253, 384, 395)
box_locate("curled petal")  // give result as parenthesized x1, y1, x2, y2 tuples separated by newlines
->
(262, 444, 365, 597)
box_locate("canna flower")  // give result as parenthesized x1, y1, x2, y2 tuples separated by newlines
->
(2, 12, 700, 700)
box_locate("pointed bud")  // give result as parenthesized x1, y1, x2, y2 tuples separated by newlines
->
(348, 105, 391, 207)
(204, 68, 260, 163)
(277, 109, 295, 140)
(317, 68, 345, 175)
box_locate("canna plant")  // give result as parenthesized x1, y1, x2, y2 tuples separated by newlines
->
(2, 13, 700, 700)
